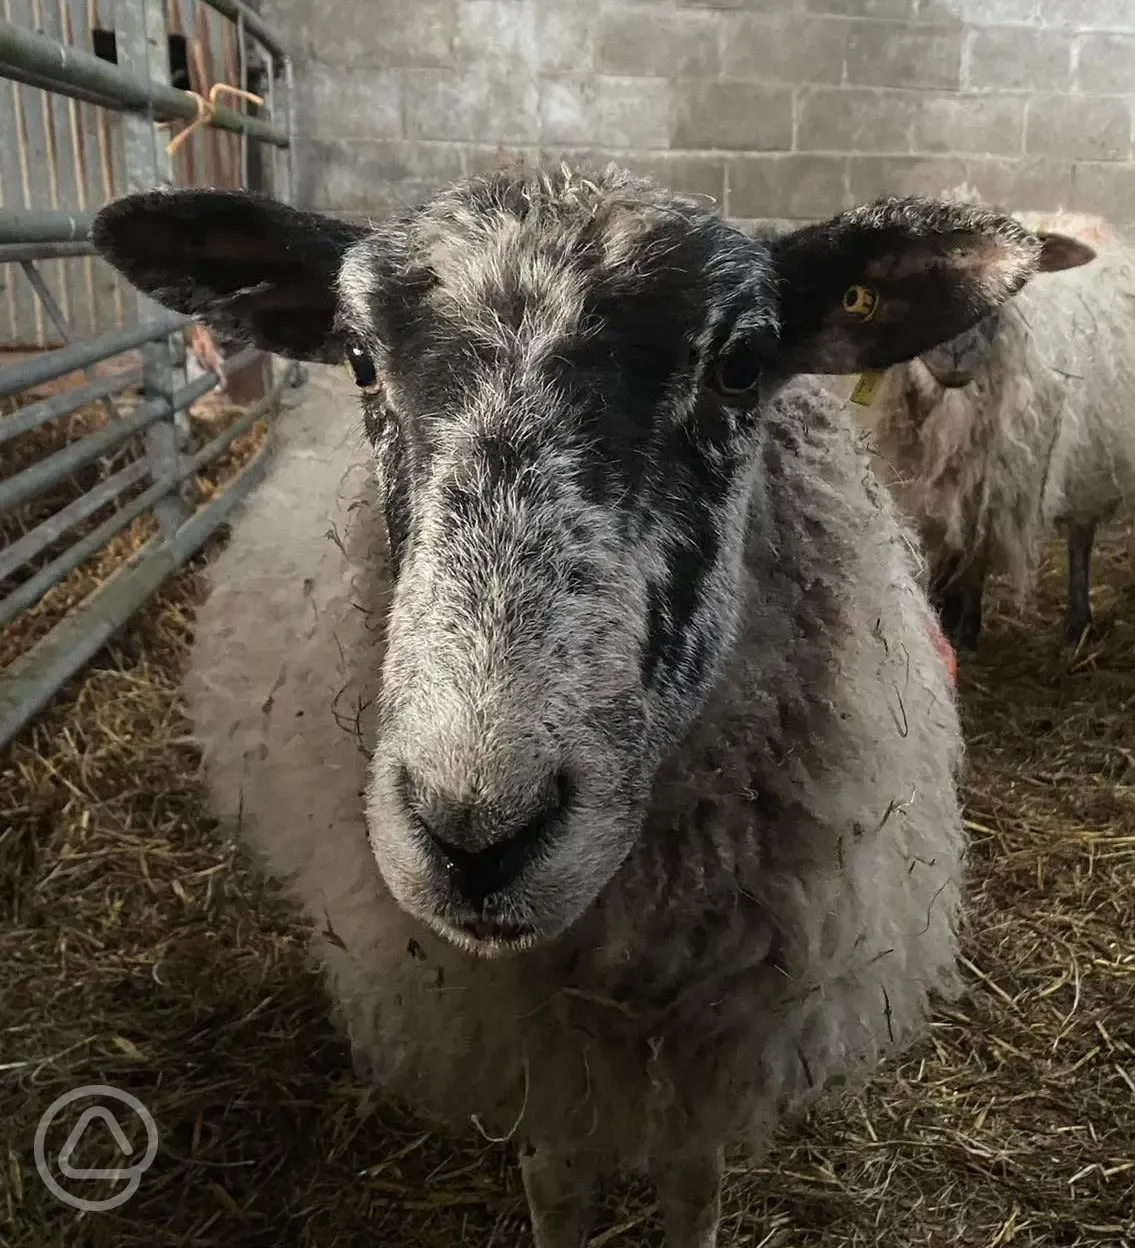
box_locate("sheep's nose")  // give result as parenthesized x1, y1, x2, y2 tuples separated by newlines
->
(402, 768, 571, 909)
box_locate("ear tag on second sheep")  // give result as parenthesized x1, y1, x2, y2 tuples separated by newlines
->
(843, 284, 882, 407)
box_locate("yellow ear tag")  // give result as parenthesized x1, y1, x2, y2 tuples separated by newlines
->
(842, 283, 879, 321)
(849, 371, 884, 407)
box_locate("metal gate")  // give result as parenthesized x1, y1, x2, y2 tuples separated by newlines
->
(0, 0, 299, 749)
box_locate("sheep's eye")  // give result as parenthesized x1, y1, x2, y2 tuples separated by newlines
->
(710, 339, 763, 397)
(346, 339, 380, 393)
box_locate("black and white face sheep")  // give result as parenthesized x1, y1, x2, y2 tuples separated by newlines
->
(92, 166, 1048, 1248)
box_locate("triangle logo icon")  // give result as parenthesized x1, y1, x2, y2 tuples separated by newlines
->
(57, 1107, 137, 1181)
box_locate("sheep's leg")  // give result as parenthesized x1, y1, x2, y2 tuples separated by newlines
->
(953, 563, 986, 654)
(936, 556, 986, 653)
(936, 587, 964, 648)
(519, 1144, 598, 1248)
(932, 553, 972, 651)
(930, 554, 959, 622)
(1064, 520, 1096, 645)
(649, 1146, 724, 1248)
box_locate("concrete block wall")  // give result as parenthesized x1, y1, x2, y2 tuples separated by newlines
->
(264, 0, 1135, 226)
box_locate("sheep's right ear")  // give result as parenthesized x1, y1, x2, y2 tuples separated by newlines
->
(91, 189, 370, 362)
(1036, 230, 1096, 273)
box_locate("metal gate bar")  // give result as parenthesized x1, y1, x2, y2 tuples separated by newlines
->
(0, 0, 300, 749)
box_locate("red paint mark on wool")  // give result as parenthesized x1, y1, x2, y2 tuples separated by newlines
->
(926, 614, 958, 687)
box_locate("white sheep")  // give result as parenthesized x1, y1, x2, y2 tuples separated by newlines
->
(829, 187, 1118, 651)
(92, 166, 1050, 1247)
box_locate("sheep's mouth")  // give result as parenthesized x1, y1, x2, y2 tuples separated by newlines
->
(443, 916, 541, 959)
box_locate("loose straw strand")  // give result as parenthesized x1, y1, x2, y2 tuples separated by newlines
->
(158, 82, 264, 156)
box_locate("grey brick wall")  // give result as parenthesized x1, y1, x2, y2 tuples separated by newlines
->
(264, 0, 1135, 225)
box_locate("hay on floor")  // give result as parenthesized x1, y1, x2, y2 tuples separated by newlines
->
(1, 469, 1132, 1245)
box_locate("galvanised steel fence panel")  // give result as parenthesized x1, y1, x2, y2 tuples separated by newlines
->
(0, 0, 300, 749)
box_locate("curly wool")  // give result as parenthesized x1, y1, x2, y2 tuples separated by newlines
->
(829, 193, 1135, 600)
(184, 366, 965, 1170)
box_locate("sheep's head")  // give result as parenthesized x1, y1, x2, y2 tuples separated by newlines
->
(94, 165, 1049, 957)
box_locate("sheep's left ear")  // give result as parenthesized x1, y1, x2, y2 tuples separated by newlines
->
(770, 195, 1045, 376)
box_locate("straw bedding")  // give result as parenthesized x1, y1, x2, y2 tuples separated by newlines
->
(1, 397, 1132, 1247)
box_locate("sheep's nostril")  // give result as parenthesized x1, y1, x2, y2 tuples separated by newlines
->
(400, 767, 572, 908)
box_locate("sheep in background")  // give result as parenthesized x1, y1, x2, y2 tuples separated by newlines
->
(92, 166, 1048, 1248)
(831, 188, 1120, 652)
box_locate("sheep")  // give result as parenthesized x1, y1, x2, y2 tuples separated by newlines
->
(91, 165, 1051, 1247)
(829, 187, 1124, 652)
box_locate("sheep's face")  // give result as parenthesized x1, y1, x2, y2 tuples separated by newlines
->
(343, 187, 786, 957)
(91, 166, 1049, 957)
(918, 313, 1001, 388)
